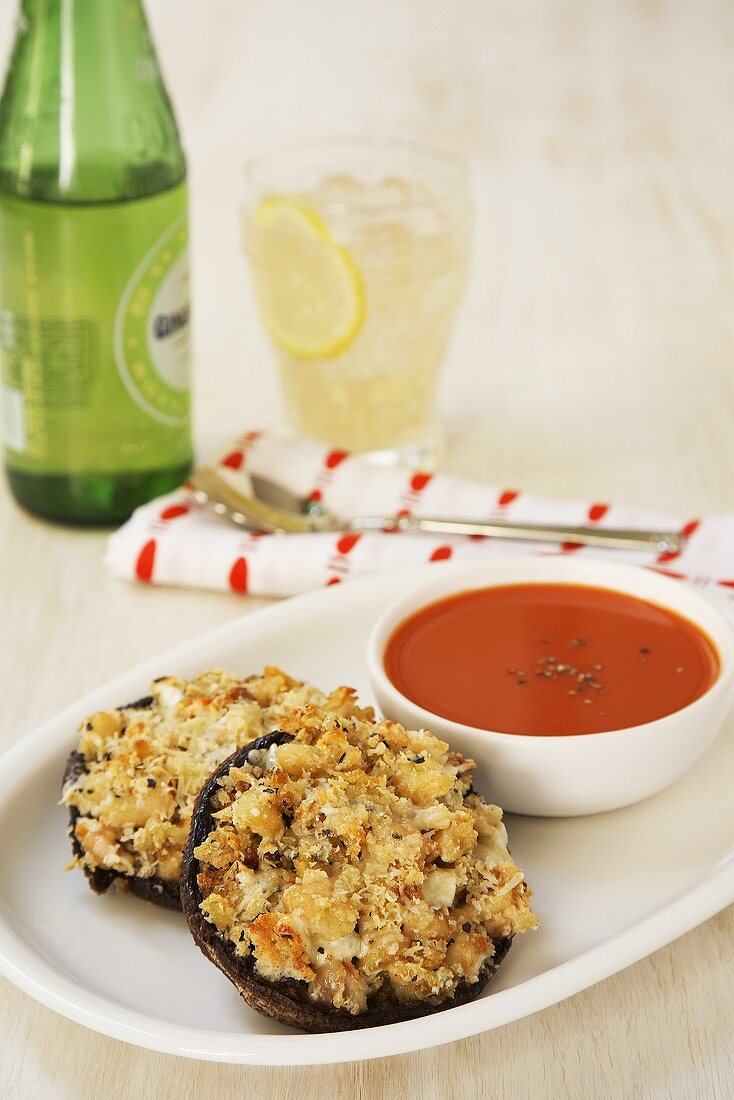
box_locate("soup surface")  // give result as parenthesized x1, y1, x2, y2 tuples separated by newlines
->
(383, 583, 720, 735)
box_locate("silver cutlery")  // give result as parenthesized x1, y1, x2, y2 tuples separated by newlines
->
(188, 465, 684, 554)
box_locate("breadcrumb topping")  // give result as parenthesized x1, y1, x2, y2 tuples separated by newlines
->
(63, 667, 366, 885)
(194, 697, 537, 1014)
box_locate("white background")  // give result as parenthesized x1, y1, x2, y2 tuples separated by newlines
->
(2, 0, 733, 509)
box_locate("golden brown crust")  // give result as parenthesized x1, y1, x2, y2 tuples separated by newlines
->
(182, 707, 537, 1031)
(63, 749, 182, 910)
(62, 668, 373, 906)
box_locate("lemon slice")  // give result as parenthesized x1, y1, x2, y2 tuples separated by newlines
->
(252, 196, 365, 360)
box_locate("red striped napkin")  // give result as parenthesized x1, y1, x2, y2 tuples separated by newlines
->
(105, 431, 733, 599)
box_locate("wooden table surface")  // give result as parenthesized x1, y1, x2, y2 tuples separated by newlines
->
(2, 1, 734, 1096)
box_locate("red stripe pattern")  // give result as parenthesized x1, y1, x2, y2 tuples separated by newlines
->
(229, 557, 248, 593)
(561, 501, 609, 553)
(160, 504, 189, 521)
(135, 540, 156, 582)
(657, 519, 700, 564)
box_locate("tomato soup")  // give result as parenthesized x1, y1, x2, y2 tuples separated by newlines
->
(383, 583, 720, 736)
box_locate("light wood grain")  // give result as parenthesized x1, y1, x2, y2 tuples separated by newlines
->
(2, 0, 734, 1096)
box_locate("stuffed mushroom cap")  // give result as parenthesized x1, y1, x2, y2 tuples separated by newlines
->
(62, 668, 371, 908)
(181, 702, 537, 1031)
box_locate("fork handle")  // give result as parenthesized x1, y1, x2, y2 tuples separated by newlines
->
(348, 515, 683, 554)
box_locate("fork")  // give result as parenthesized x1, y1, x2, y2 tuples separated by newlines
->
(188, 465, 684, 554)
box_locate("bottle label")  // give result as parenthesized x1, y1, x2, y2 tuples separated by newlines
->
(0, 377, 26, 451)
(114, 211, 190, 426)
(0, 183, 192, 474)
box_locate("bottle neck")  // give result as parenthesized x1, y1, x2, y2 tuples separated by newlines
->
(0, 0, 186, 203)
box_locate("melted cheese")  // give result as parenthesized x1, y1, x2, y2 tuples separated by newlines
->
(63, 667, 371, 884)
(195, 698, 538, 1015)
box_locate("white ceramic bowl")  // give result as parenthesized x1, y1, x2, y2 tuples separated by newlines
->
(368, 557, 734, 817)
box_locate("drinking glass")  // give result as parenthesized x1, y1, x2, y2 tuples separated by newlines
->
(243, 137, 472, 469)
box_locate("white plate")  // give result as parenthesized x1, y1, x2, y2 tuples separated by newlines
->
(1, 566, 733, 1066)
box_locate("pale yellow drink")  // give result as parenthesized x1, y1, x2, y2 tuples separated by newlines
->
(243, 141, 471, 467)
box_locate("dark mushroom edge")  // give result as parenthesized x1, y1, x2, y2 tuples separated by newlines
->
(62, 695, 181, 911)
(180, 731, 513, 1033)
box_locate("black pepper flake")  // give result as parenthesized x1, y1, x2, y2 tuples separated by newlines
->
(85, 722, 93, 731)
(146, 778, 156, 788)
(517, 679, 526, 686)
(351, 956, 359, 965)
(412, 754, 426, 764)
(462, 922, 472, 932)
(239, 931, 246, 942)
(317, 946, 324, 954)
(640, 646, 650, 654)
(338, 752, 346, 764)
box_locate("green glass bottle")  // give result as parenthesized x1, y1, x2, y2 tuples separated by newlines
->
(0, 0, 192, 525)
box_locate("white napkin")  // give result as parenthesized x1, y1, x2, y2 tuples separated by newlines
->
(105, 430, 734, 599)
